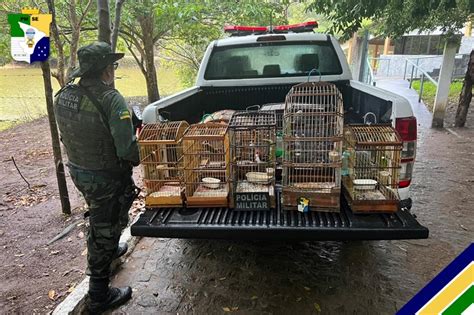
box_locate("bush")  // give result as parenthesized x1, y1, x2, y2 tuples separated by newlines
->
(411, 80, 463, 111)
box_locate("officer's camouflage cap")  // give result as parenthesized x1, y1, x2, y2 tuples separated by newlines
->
(69, 41, 124, 79)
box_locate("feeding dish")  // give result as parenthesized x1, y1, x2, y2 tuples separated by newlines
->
(353, 179, 377, 190)
(202, 177, 221, 189)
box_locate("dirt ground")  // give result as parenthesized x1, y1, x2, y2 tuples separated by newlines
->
(0, 117, 143, 314)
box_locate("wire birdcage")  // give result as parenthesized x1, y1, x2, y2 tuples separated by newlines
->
(183, 122, 230, 207)
(229, 111, 277, 210)
(282, 82, 344, 212)
(342, 125, 402, 213)
(138, 121, 189, 207)
(261, 103, 285, 165)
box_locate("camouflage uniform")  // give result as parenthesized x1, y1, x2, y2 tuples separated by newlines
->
(54, 43, 139, 280)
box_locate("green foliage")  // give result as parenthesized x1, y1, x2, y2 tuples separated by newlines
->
(287, 1, 331, 32)
(161, 0, 291, 85)
(306, 0, 473, 40)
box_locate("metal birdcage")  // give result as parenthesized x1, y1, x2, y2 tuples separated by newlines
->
(282, 82, 344, 212)
(138, 121, 189, 207)
(183, 122, 230, 207)
(261, 103, 285, 165)
(229, 111, 277, 210)
(342, 125, 402, 213)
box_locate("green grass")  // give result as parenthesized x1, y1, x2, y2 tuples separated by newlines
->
(411, 80, 463, 111)
(0, 65, 183, 131)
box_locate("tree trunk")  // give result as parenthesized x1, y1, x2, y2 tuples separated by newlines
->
(111, 0, 125, 52)
(41, 61, 71, 215)
(46, 0, 66, 87)
(98, 0, 111, 44)
(67, 0, 79, 79)
(349, 33, 363, 80)
(454, 50, 474, 127)
(144, 38, 160, 103)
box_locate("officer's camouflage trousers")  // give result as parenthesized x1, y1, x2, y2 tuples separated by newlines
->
(69, 166, 133, 279)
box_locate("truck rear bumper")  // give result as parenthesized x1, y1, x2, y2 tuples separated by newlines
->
(131, 197, 428, 241)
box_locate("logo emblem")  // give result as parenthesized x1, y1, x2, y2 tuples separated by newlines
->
(297, 197, 310, 213)
(398, 243, 473, 315)
(7, 8, 52, 64)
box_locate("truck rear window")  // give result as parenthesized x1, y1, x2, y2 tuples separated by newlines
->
(204, 41, 343, 80)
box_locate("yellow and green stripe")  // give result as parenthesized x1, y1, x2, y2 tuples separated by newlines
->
(418, 263, 473, 314)
(442, 285, 473, 315)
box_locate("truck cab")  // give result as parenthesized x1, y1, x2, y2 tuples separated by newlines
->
(133, 23, 428, 240)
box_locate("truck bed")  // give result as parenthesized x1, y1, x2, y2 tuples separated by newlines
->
(131, 190, 428, 241)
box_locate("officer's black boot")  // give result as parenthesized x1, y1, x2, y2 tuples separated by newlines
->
(88, 277, 132, 314)
(114, 242, 128, 259)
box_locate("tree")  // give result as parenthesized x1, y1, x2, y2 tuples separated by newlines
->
(307, 0, 472, 41)
(45, 0, 72, 215)
(97, 0, 111, 43)
(119, 0, 181, 103)
(111, 0, 125, 51)
(454, 49, 474, 127)
(160, 0, 289, 87)
(307, 0, 473, 127)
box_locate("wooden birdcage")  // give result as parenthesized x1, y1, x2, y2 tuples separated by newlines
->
(342, 125, 402, 213)
(229, 111, 277, 210)
(282, 82, 344, 212)
(138, 121, 189, 207)
(183, 122, 230, 207)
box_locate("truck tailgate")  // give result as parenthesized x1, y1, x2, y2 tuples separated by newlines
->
(131, 193, 429, 241)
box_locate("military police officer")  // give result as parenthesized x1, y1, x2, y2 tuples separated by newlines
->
(54, 42, 139, 313)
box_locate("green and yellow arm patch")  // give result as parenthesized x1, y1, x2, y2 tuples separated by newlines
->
(119, 109, 131, 120)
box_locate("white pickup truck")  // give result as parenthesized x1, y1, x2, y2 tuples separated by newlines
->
(132, 24, 428, 240)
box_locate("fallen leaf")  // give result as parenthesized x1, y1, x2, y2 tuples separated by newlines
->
(78, 232, 84, 239)
(296, 297, 302, 302)
(228, 245, 233, 252)
(251, 295, 258, 300)
(81, 248, 87, 256)
(314, 302, 321, 312)
(14, 253, 24, 257)
(67, 283, 76, 293)
(18, 264, 25, 268)
(304, 286, 311, 291)
(48, 290, 56, 301)
(219, 277, 226, 281)
(222, 307, 231, 312)
(232, 307, 239, 311)
(67, 237, 72, 242)
(50, 250, 60, 255)
(460, 224, 468, 231)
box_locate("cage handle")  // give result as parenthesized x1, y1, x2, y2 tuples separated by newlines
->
(246, 105, 261, 111)
(363, 112, 377, 125)
(307, 68, 322, 82)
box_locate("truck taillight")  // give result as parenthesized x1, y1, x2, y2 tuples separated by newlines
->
(399, 162, 414, 188)
(396, 117, 417, 142)
(396, 117, 417, 188)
